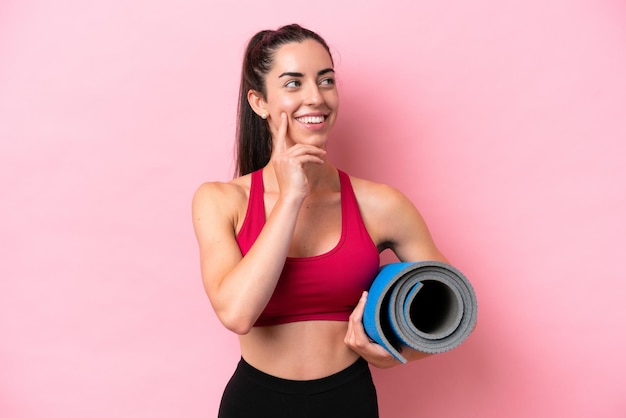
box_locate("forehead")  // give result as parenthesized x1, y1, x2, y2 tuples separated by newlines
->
(270, 39, 333, 73)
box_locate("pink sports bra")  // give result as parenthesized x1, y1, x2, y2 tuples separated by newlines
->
(236, 169, 380, 327)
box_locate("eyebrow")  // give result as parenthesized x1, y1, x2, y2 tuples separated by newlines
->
(278, 68, 335, 78)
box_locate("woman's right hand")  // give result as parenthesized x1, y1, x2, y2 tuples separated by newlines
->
(270, 112, 326, 201)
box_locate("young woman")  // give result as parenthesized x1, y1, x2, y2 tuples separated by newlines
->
(192, 24, 447, 418)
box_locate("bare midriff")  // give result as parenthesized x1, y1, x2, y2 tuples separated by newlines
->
(238, 320, 359, 380)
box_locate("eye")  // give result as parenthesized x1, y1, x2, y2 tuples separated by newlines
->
(319, 77, 336, 87)
(284, 80, 301, 88)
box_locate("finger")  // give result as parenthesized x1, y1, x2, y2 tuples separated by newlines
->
(276, 112, 289, 152)
(345, 291, 368, 345)
(352, 291, 367, 321)
(283, 143, 327, 157)
(284, 146, 327, 165)
(347, 291, 367, 334)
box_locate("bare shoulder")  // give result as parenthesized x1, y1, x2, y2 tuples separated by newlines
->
(193, 176, 249, 207)
(347, 174, 417, 239)
(348, 175, 414, 215)
(192, 175, 251, 233)
(347, 174, 444, 261)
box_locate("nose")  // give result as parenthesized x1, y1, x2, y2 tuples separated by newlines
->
(305, 84, 323, 106)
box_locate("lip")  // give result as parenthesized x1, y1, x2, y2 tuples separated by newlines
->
(293, 112, 330, 131)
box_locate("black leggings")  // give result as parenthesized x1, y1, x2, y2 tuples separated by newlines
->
(218, 357, 379, 418)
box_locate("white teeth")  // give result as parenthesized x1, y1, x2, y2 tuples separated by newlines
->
(297, 115, 325, 124)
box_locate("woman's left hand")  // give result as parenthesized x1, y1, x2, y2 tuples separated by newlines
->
(344, 291, 401, 369)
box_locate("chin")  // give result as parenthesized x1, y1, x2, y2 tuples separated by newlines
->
(295, 133, 330, 147)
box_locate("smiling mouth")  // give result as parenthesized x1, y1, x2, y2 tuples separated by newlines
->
(295, 115, 326, 124)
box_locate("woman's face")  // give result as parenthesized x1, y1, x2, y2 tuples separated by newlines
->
(262, 39, 339, 148)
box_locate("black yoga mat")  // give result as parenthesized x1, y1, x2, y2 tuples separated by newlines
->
(363, 261, 477, 363)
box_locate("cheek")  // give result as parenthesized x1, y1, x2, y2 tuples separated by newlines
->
(324, 90, 339, 110)
(268, 94, 299, 115)
(325, 93, 339, 120)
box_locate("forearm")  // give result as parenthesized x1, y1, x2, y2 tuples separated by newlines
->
(211, 195, 303, 333)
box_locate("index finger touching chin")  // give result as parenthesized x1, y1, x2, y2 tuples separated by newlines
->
(276, 112, 289, 149)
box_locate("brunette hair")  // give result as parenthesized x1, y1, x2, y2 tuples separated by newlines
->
(235, 24, 333, 176)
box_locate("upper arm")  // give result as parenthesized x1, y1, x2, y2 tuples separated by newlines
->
(191, 182, 244, 302)
(359, 181, 447, 263)
(386, 188, 447, 262)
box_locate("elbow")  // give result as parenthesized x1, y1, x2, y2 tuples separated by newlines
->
(224, 321, 254, 336)
(207, 293, 257, 335)
(218, 310, 256, 335)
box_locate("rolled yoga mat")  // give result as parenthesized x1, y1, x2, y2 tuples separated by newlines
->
(363, 261, 477, 364)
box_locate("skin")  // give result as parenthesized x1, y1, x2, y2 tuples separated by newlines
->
(192, 39, 447, 379)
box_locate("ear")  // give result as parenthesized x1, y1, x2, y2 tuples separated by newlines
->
(247, 89, 267, 118)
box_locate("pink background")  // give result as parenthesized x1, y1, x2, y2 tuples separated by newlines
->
(2, 0, 625, 417)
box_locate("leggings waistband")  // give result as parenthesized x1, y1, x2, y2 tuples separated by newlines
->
(236, 357, 371, 395)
